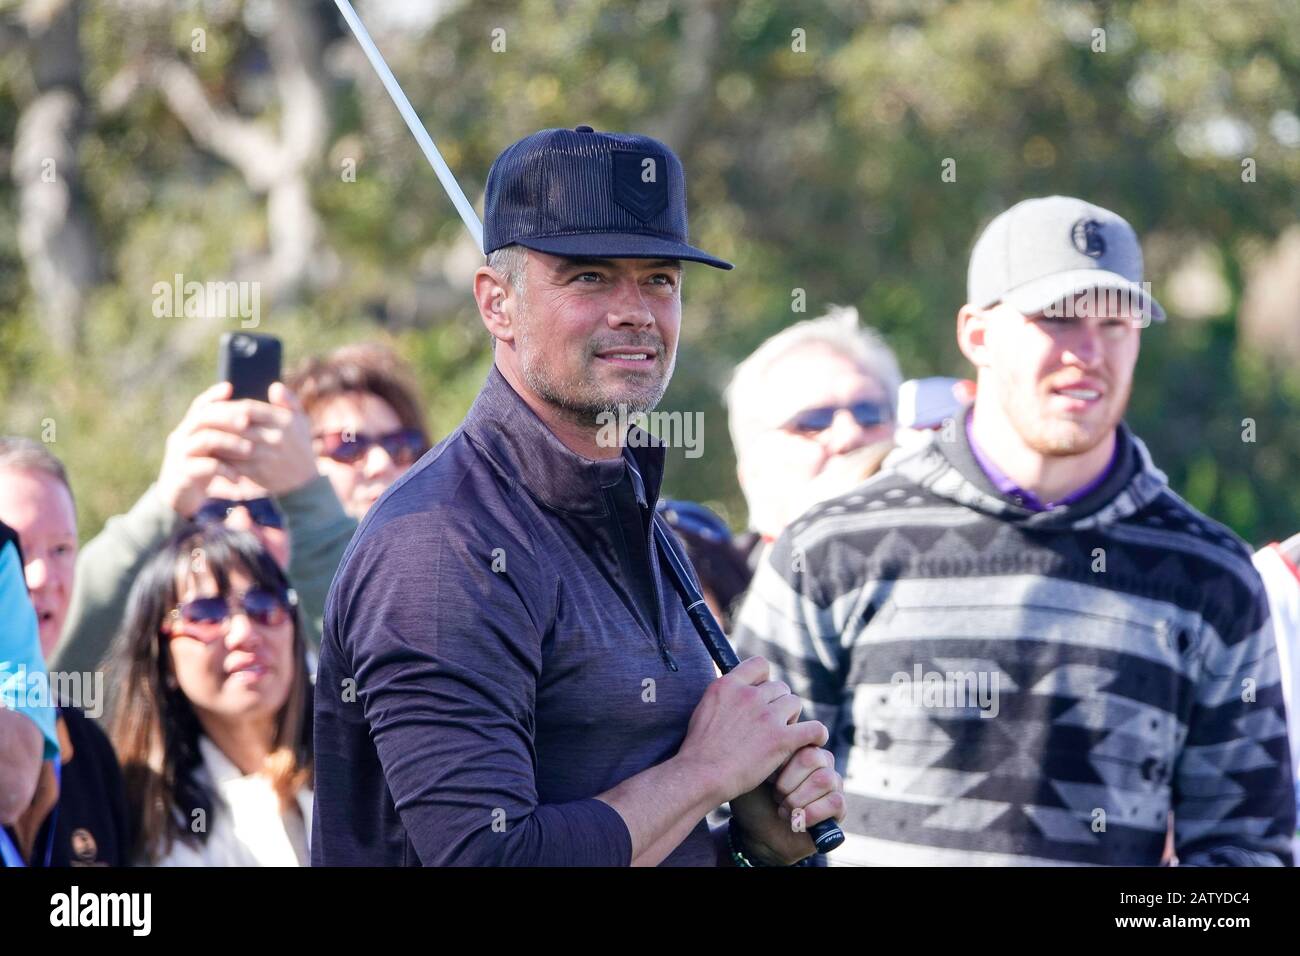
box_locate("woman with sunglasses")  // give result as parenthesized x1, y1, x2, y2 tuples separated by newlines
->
(49, 376, 357, 681)
(52, 342, 426, 683)
(286, 343, 430, 519)
(110, 524, 312, 866)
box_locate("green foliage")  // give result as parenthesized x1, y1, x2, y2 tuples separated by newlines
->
(0, 0, 1297, 546)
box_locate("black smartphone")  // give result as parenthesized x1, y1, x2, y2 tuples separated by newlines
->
(217, 332, 282, 401)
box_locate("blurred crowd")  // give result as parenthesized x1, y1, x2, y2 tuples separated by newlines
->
(1, 305, 1296, 867)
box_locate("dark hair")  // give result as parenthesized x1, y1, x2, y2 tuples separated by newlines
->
(108, 523, 312, 863)
(285, 342, 428, 439)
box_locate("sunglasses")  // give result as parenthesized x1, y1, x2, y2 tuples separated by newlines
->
(782, 400, 893, 436)
(195, 497, 284, 530)
(314, 428, 428, 466)
(162, 587, 297, 642)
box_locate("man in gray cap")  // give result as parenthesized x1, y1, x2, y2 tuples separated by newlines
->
(734, 195, 1294, 865)
(313, 127, 844, 867)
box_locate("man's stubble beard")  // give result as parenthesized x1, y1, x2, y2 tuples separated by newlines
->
(514, 293, 676, 427)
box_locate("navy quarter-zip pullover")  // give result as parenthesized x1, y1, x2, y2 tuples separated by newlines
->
(312, 366, 719, 866)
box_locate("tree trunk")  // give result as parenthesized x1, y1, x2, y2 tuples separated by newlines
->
(11, 0, 100, 354)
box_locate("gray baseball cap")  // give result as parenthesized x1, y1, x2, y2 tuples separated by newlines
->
(967, 196, 1165, 323)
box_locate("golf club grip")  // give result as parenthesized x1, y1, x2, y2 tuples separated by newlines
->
(685, 601, 741, 671)
(656, 522, 845, 855)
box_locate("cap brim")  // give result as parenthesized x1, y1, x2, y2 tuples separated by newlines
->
(1004, 270, 1165, 324)
(513, 232, 733, 270)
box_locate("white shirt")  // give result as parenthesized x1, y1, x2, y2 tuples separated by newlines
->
(151, 735, 312, 867)
(1253, 543, 1300, 854)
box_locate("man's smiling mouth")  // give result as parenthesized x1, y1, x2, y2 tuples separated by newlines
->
(594, 346, 659, 368)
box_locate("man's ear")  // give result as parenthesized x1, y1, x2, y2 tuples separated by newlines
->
(956, 303, 992, 370)
(474, 267, 516, 344)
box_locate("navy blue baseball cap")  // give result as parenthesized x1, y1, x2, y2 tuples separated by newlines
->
(483, 125, 733, 270)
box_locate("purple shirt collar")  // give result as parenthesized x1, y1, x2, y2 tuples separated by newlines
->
(965, 415, 1118, 512)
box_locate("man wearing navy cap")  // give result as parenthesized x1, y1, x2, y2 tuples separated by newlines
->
(312, 127, 845, 866)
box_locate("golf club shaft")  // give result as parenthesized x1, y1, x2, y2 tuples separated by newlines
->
(334, 0, 485, 253)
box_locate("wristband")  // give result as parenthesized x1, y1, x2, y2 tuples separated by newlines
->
(728, 818, 818, 868)
(727, 819, 762, 867)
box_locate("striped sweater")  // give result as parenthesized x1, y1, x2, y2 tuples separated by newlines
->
(734, 415, 1294, 866)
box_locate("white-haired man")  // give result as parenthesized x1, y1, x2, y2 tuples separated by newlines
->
(726, 306, 902, 547)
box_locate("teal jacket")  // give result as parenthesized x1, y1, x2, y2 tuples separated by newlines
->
(1, 524, 58, 758)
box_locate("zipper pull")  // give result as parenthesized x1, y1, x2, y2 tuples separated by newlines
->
(660, 642, 679, 672)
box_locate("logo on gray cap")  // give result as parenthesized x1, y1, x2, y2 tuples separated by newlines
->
(967, 195, 1165, 323)
(1071, 218, 1106, 258)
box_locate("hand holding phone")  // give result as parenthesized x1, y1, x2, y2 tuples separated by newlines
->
(218, 333, 282, 401)
(212, 333, 318, 495)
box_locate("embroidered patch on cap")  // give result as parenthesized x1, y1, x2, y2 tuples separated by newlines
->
(611, 150, 669, 222)
(1071, 218, 1107, 258)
